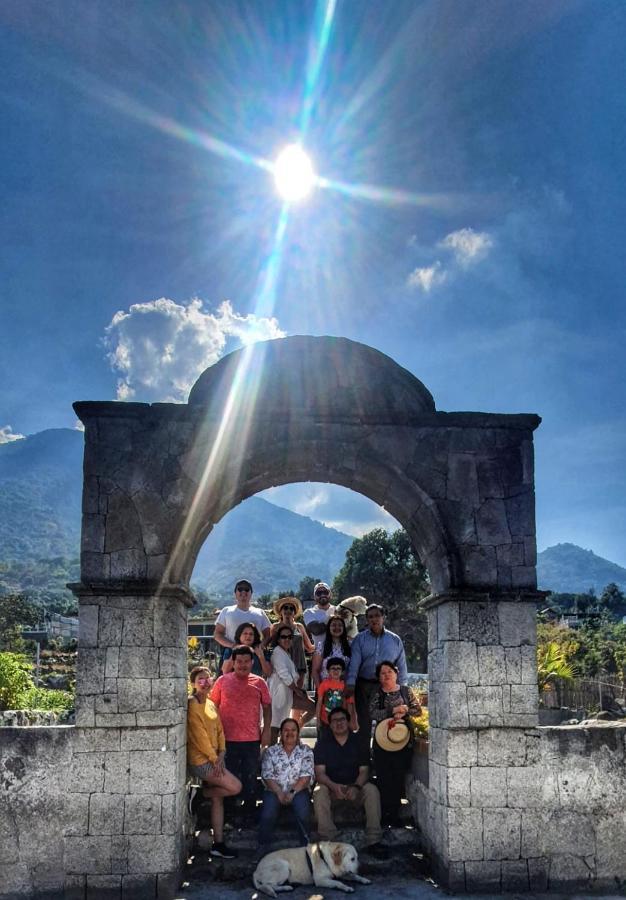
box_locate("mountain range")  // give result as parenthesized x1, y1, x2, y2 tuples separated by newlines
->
(1, 428, 625, 604)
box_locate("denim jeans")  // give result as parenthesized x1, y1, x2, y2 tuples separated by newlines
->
(224, 740, 260, 810)
(258, 789, 310, 849)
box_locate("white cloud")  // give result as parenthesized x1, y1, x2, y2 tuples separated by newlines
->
(104, 298, 285, 402)
(0, 425, 25, 444)
(74, 420, 85, 432)
(439, 227, 493, 266)
(406, 261, 447, 292)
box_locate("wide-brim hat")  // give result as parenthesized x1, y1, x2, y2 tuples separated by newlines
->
(374, 718, 411, 752)
(273, 596, 303, 618)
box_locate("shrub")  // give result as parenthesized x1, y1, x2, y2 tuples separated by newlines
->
(22, 686, 74, 711)
(0, 652, 32, 710)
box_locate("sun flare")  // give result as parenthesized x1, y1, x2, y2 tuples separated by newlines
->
(273, 144, 315, 202)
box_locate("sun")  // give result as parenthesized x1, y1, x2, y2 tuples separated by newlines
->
(273, 144, 315, 203)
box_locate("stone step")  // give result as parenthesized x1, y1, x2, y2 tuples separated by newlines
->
(186, 825, 425, 884)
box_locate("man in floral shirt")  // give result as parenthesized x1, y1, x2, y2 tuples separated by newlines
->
(257, 718, 314, 855)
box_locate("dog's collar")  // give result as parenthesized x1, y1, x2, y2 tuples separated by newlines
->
(305, 846, 315, 874)
(310, 842, 333, 874)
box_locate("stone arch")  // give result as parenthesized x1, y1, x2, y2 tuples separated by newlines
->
(66, 334, 544, 897)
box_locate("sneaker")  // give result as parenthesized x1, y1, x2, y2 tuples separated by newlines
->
(365, 842, 390, 860)
(211, 842, 238, 859)
(187, 786, 199, 816)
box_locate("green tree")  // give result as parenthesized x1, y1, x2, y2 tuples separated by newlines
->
(599, 583, 626, 621)
(333, 528, 429, 669)
(297, 576, 318, 603)
(0, 593, 41, 651)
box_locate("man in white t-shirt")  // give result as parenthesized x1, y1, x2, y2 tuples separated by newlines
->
(214, 579, 272, 649)
(303, 582, 336, 639)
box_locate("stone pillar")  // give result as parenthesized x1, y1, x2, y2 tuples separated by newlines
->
(67, 583, 191, 900)
(421, 590, 545, 892)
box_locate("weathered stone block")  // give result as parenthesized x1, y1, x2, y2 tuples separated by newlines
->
(595, 811, 626, 879)
(86, 874, 122, 899)
(124, 795, 161, 834)
(118, 648, 159, 679)
(436, 683, 469, 728)
(464, 860, 501, 891)
(508, 682, 537, 715)
(441, 641, 478, 685)
(528, 856, 549, 891)
(127, 834, 180, 874)
(459, 601, 499, 645)
(504, 490, 535, 538)
(117, 678, 152, 713)
(104, 751, 130, 794)
(157, 871, 182, 899)
(96, 694, 118, 714)
(89, 793, 125, 835)
(466, 685, 503, 723)
(105, 647, 120, 679)
(70, 753, 105, 793)
(135, 708, 186, 727)
(166, 723, 186, 752)
(498, 602, 536, 647)
(96, 713, 137, 728)
(501, 859, 529, 891)
(548, 854, 594, 890)
(122, 609, 154, 647)
(477, 729, 526, 767)
(82, 515, 106, 553)
(511, 565, 536, 588)
(483, 808, 521, 859)
(504, 646, 521, 683)
(129, 750, 178, 794)
(447, 808, 484, 861)
(521, 809, 594, 857)
(160, 792, 183, 834)
(459, 545, 498, 587)
(447, 453, 479, 504)
(75, 695, 96, 728)
(520, 645, 536, 683)
(447, 767, 471, 808)
(122, 873, 158, 899)
(99, 607, 124, 646)
(64, 793, 90, 836)
(159, 647, 187, 678)
(153, 604, 187, 648)
(437, 602, 459, 641)
(120, 727, 168, 752)
(79, 605, 99, 648)
(74, 728, 121, 753)
(151, 677, 187, 711)
(476, 499, 511, 545)
(65, 836, 113, 874)
(430, 728, 478, 767)
(502, 713, 537, 727)
(76, 650, 106, 695)
(509, 769, 558, 808)
(470, 767, 507, 808)
(476, 645, 506, 686)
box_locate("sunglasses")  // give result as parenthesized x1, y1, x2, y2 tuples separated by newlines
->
(278, 634, 293, 640)
(281, 605, 296, 613)
(315, 592, 330, 599)
(236, 586, 251, 593)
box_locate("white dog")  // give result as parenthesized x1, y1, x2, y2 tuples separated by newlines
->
(253, 841, 371, 897)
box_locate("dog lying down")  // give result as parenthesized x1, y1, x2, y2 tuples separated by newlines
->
(253, 841, 371, 897)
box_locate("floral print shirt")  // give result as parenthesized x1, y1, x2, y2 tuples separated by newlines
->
(261, 742, 315, 792)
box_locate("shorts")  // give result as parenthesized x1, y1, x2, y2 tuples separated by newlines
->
(188, 761, 216, 780)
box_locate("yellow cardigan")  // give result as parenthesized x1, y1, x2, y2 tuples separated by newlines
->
(187, 695, 226, 767)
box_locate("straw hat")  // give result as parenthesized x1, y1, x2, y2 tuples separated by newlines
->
(273, 596, 303, 618)
(374, 718, 411, 752)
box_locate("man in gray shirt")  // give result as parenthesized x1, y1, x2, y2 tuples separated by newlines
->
(345, 604, 408, 754)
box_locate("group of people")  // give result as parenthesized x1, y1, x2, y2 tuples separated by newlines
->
(187, 578, 420, 861)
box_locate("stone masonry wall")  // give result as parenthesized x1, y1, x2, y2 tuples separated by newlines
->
(409, 722, 626, 892)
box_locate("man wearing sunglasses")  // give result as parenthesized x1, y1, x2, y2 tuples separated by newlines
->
(214, 580, 272, 660)
(303, 582, 336, 639)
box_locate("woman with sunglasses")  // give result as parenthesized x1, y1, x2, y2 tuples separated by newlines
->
(267, 627, 315, 744)
(311, 615, 352, 690)
(221, 622, 272, 678)
(266, 596, 314, 676)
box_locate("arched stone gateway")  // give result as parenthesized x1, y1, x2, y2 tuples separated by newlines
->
(4, 336, 625, 898)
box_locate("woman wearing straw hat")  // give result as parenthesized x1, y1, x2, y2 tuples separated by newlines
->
(267, 596, 314, 691)
(369, 660, 421, 826)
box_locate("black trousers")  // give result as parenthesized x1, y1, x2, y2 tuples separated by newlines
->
(373, 740, 411, 818)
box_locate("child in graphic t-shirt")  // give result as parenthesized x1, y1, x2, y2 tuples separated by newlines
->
(315, 657, 358, 733)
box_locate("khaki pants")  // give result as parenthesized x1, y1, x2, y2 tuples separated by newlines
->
(313, 782, 382, 845)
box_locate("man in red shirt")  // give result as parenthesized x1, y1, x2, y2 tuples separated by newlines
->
(210, 646, 271, 824)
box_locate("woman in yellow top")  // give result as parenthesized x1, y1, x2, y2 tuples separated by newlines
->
(187, 666, 241, 858)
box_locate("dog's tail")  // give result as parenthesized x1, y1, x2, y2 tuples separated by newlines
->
(252, 872, 277, 898)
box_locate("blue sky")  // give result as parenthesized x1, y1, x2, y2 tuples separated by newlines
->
(1, 0, 625, 565)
